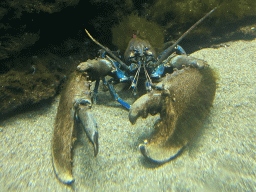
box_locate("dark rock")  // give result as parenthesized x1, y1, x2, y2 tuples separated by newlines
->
(0, 0, 117, 115)
(0, 53, 63, 115)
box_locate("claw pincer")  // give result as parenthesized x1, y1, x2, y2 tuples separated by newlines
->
(129, 58, 217, 164)
(52, 71, 98, 184)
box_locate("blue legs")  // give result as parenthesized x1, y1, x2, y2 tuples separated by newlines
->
(151, 45, 187, 78)
(92, 80, 100, 104)
(92, 78, 131, 110)
(107, 80, 131, 110)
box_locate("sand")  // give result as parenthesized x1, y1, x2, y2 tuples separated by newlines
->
(0, 39, 255, 191)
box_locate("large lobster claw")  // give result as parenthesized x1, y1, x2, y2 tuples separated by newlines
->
(52, 71, 98, 185)
(129, 61, 217, 164)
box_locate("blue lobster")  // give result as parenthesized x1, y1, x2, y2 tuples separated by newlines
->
(78, 8, 216, 110)
(52, 8, 217, 185)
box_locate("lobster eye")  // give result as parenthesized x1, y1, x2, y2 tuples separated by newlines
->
(147, 50, 153, 55)
(146, 50, 153, 56)
(144, 47, 153, 56)
(129, 52, 135, 58)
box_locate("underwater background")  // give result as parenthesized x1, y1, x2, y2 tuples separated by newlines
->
(0, 0, 255, 191)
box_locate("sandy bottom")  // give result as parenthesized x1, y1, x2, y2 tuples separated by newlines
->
(0, 39, 256, 191)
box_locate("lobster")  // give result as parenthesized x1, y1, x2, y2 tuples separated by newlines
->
(52, 8, 217, 185)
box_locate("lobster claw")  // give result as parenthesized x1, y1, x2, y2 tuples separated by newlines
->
(129, 88, 185, 164)
(76, 108, 98, 157)
(52, 71, 99, 185)
(129, 64, 217, 164)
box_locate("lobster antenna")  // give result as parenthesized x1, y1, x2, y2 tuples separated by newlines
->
(155, 7, 217, 66)
(143, 62, 152, 91)
(85, 29, 130, 71)
(130, 62, 142, 90)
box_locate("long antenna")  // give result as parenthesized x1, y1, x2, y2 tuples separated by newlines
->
(85, 29, 130, 71)
(155, 7, 217, 66)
